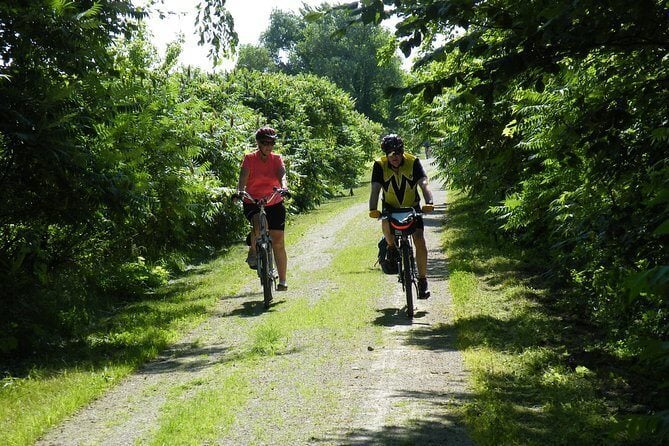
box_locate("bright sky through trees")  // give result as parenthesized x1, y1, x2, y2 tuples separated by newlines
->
(141, 0, 346, 71)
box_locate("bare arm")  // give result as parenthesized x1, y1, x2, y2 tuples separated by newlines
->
(418, 177, 434, 204)
(369, 182, 382, 211)
(237, 166, 249, 192)
(277, 165, 287, 189)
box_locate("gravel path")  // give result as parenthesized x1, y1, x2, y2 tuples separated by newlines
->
(36, 159, 472, 445)
(329, 166, 472, 445)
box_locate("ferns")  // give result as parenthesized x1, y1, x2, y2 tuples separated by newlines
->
(397, 7, 669, 357)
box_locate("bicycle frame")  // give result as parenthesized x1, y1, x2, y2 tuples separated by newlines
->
(383, 208, 421, 319)
(238, 189, 283, 308)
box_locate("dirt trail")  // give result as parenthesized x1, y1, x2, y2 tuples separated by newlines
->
(332, 164, 472, 445)
(36, 159, 471, 445)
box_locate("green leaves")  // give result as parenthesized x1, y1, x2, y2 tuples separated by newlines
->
(195, 0, 238, 66)
(258, 5, 404, 125)
(626, 266, 669, 303)
(393, 5, 669, 410)
(0, 3, 382, 359)
(225, 69, 380, 210)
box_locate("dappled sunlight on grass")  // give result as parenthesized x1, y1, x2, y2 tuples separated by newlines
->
(465, 347, 611, 445)
(442, 191, 624, 445)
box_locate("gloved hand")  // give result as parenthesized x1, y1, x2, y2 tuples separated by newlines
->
(369, 210, 381, 219)
(421, 204, 434, 213)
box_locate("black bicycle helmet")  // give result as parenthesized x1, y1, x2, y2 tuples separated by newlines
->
(381, 134, 404, 154)
(255, 126, 278, 141)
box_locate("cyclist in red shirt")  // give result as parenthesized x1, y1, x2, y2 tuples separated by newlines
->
(237, 127, 289, 291)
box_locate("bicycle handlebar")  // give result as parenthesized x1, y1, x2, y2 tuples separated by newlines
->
(234, 188, 290, 206)
(381, 208, 423, 218)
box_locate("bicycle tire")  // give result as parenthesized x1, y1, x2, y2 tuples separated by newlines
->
(402, 243, 414, 319)
(258, 242, 273, 308)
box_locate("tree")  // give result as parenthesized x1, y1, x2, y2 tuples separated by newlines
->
(260, 5, 405, 125)
(0, 1, 382, 359)
(0, 0, 146, 355)
(235, 44, 277, 72)
(223, 68, 382, 209)
(350, 0, 668, 440)
(259, 8, 304, 70)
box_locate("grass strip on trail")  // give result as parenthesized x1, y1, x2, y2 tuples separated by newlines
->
(144, 194, 385, 445)
(146, 370, 249, 445)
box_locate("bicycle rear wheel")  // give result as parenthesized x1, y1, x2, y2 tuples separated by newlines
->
(401, 243, 414, 319)
(258, 243, 274, 308)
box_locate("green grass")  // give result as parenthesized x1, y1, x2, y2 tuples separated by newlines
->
(0, 252, 251, 446)
(6, 183, 647, 446)
(250, 322, 288, 356)
(442, 190, 626, 445)
(146, 370, 250, 446)
(0, 185, 377, 446)
(139, 186, 385, 444)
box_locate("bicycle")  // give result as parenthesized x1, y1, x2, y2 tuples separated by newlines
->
(236, 188, 289, 309)
(382, 208, 422, 319)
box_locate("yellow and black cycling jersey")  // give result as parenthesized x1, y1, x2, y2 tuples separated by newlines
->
(371, 153, 427, 209)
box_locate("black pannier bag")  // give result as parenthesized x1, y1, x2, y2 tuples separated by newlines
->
(377, 237, 398, 274)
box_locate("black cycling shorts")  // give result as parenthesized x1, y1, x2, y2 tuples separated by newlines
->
(243, 202, 286, 231)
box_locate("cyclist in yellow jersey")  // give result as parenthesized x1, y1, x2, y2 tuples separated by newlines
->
(369, 134, 434, 298)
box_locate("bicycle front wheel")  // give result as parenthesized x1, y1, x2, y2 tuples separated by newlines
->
(401, 243, 414, 319)
(258, 243, 274, 308)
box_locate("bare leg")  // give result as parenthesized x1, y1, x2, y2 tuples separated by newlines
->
(381, 220, 395, 247)
(270, 229, 287, 283)
(248, 214, 260, 257)
(412, 229, 428, 278)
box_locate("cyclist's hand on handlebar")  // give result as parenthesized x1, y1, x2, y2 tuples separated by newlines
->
(272, 187, 291, 199)
(421, 204, 434, 213)
(369, 210, 381, 219)
(231, 190, 244, 203)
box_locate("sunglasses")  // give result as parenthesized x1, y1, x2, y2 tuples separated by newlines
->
(259, 140, 276, 146)
(386, 150, 404, 157)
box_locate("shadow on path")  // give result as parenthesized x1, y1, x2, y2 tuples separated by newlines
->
(138, 344, 237, 376)
(315, 392, 472, 445)
(218, 294, 287, 318)
(373, 307, 418, 327)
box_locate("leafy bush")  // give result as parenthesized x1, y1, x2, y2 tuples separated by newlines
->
(102, 257, 170, 299)
(0, 11, 381, 361)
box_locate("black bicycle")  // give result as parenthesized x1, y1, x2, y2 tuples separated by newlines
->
(383, 208, 422, 319)
(237, 188, 288, 308)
